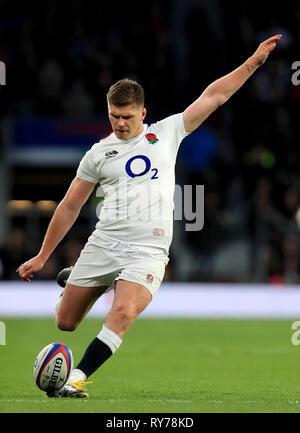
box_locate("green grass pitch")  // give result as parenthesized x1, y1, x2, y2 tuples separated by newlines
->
(1, 317, 300, 413)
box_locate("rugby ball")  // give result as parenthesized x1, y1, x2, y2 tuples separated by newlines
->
(33, 342, 73, 391)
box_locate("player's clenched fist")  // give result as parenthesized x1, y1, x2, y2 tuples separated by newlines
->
(16, 256, 45, 282)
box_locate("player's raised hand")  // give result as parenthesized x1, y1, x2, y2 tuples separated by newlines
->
(251, 34, 282, 66)
(16, 255, 45, 282)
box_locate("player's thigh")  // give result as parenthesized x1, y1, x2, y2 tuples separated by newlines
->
(56, 282, 108, 331)
(107, 279, 152, 322)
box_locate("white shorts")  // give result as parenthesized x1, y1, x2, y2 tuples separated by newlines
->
(67, 236, 169, 297)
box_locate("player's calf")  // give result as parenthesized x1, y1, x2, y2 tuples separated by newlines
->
(105, 280, 152, 338)
(105, 302, 139, 338)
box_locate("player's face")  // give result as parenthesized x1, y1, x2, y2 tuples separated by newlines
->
(108, 104, 146, 140)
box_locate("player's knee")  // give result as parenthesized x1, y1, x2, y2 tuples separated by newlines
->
(111, 302, 138, 324)
(56, 316, 77, 332)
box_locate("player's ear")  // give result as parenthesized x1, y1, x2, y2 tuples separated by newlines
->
(141, 107, 147, 121)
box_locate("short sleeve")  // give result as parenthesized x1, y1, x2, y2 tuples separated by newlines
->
(151, 113, 190, 155)
(76, 149, 99, 184)
(172, 112, 190, 152)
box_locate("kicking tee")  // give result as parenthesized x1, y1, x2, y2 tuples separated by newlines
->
(76, 113, 189, 256)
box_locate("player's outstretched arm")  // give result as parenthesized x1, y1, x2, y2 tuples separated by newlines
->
(183, 34, 282, 133)
(16, 177, 96, 282)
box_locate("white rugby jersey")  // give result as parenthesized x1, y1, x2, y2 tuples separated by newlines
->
(76, 113, 189, 256)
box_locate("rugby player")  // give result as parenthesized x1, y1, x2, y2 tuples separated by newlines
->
(17, 34, 281, 397)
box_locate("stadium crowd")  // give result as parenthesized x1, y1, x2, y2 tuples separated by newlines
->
(0, 0, 300, 284)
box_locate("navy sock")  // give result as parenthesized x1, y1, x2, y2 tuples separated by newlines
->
(76, 337, 113, 378)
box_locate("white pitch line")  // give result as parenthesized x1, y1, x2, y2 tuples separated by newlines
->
(0, 398, 192, 404)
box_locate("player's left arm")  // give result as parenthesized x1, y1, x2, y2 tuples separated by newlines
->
(183, 34, 282, 133)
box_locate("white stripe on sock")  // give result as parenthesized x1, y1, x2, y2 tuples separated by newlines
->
(97, 325, 122, 354)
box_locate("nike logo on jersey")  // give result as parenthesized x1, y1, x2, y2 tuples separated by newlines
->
(105, 150, 119, 158)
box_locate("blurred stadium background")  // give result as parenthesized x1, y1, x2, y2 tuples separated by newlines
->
(0, 0, 300, 317)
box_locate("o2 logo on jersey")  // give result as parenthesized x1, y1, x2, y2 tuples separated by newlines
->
(125, 155, 158, 179)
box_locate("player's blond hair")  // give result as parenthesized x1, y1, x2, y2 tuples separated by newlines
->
(106, 78, 144, 107)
